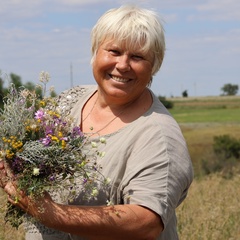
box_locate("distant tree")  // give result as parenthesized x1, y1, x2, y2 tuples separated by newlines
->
(221, 83, 239, 96)
(0, 72, 58, 110)
(24, 81, 36, 91)
(50, 90, 57, 98)
(0, 77, 4, 109)
(10, 73, 22, 90)
(182, 90, 188, 98)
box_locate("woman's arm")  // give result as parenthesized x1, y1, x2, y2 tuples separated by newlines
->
(2, 174, 163, 240)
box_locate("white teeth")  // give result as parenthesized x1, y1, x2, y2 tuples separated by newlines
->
(111, 75, 129, 83)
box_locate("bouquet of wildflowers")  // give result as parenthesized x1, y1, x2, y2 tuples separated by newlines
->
(0, 72, 109, 228)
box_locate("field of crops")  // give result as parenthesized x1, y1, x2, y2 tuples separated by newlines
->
(0, 95, 240, 239)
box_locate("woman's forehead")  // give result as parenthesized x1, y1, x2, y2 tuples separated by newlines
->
(101, 38, 148, 53)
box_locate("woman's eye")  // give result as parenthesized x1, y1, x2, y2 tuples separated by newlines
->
(132, 55, 144, 60)
(109, 49, 120, 55)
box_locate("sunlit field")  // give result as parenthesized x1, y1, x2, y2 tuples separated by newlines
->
(177, 173, 240, 240)
(0, 95, 240, 239)
(171, 95, 240, 240)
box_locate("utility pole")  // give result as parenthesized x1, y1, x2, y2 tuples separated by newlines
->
(70, 62, 73, 88)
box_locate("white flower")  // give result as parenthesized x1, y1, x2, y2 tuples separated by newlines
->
(100, 137, 106, 144)
(33, 168, 40, 176)
(99, 151, 106, 157)
(106, 200, 113, 206)
(39, 71, 50, 83)
(49, 86, 55, 93)
(91, 188, 99, 197)
(0, 150, 6, 158)
(20, 89, 30, 98)
(105, 177, 111, 185)
(30, 124, 38, 130)
(91, 141, 97, 148)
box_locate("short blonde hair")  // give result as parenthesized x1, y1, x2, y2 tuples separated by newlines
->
(91, 5, 166, 76)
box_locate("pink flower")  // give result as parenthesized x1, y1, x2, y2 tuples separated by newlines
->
(40, 136, 51, 146)
(34, 110, 45, 120)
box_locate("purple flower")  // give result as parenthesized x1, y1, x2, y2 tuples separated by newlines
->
(71, 126, 83, 138)
(11, 88, 17, 95)
(28, 106, 35, 112)
(45, 125, 53, 135)
(11, 157, 24, 173)
(35, 110, 45, 120)
(49, 175, 55, 181)
(40, 136, 51, 146)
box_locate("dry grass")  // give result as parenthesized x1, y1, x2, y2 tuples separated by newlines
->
(177, 173, 240, 240)
(180, 123, 240, 176)
(1, 174, 240, 240)
(0, 190, 25, 239)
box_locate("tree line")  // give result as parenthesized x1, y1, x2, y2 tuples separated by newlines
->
(0, 72, 56, 109)
(181, 83, 239, 98)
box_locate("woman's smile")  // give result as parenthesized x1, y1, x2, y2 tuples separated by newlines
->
(109, 74, 132, 83)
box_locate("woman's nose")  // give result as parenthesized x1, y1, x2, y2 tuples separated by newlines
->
(116, 55, 131, 72)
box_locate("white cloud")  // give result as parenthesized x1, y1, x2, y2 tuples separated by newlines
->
(0, 0, 239, 97)
(0, 0, 43, 20)
(195, 0, 240, 21)
(56, 0, 111, 5)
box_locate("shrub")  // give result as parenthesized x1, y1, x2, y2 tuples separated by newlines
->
(158, 96, 174, 109)
(213, 135, 240, 159)
(201, 135, 240, 178)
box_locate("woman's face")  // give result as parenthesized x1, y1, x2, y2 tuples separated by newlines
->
(92, 39, 153, 104)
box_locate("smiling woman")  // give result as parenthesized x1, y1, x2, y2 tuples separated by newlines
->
(0, 5, 193, 240)
(91, 6, 165, 76)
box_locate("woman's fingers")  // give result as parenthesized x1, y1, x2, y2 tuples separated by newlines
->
(4, 181, 27, 210)
(0, 167, 8, 188)
(0, 160, 14, 188)
(0, 159, 4, 169)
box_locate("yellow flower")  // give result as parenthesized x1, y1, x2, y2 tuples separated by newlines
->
(51, 136, 59, 142)
(61, 140, 66, 149)
(40, 100, 46, 107)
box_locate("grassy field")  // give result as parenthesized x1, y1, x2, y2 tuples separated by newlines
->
(0, 95, 240, 239)
(177, 172, 240, 240)
(169, 95, 240, 123)
(171, 95, 240, 240)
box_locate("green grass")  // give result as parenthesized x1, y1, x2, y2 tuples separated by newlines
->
(169, 108, 240, 123)
(168, 95, 240, 123)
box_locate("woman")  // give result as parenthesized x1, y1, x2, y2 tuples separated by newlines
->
(0, 5, 193, 240)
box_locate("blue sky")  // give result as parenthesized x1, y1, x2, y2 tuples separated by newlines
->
(0, 0, 239, 97)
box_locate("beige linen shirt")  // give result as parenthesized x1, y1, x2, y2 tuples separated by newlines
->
(25, 85, 193, 240)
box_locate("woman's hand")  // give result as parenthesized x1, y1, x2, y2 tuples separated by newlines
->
(0, 159, 53, 221)
(0, 160, 29, 212)
(0, 160, 9, 188)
